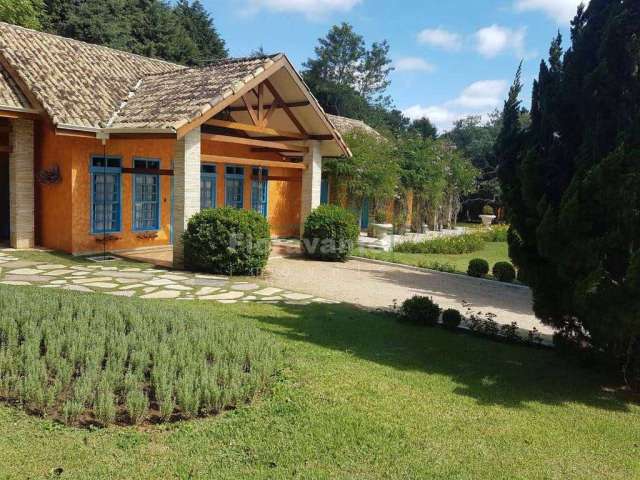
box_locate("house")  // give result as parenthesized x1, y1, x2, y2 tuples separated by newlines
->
(0, 22, 350, 267)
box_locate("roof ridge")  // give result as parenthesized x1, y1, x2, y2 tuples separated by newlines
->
(0, 21, 183, 70)
(206, 53, 284, 65)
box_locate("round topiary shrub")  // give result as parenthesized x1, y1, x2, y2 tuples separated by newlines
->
(467, 258, 490, 278)
(493, 261, 516, 283)
(302, 204, 359, 261)
(183, 207, 271, 275)
(442, 308, 463, 329)
(400, 296, 442, 326)
(482, 204, 495, 215)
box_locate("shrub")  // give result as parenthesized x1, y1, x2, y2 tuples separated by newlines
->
(0, 286, 282, 426)
(476, 225, 509, 242)
(183, 207, 271, 275)
(467, 258, 490, 278)
(395, 234, 485, 255)
(493, 262, 516, 283)
(373, 210, 387, 224)
(482, 205, 495, 215)
(302, 205, 359, 261)
(400, 296, 441, 326)
(442, 309, 463, 329)
(416, 260, 457, 273)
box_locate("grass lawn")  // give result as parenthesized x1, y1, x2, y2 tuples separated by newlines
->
(356, 241, 510, 275)
(0, 285, 638, 479)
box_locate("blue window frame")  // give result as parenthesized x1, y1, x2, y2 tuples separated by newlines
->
(225, 165, 244, 209)
(320, 177, 329, 205)
(90, 156, 122, 234)
(132, 158, 160, 231)
(201, 164, 217, 209)
(251, 167, 269, 217)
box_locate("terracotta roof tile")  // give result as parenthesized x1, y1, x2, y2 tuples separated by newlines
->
(0, 22, 181, 128)
(327, 114, 382, 139)
(108, 55, 280, 130)
(0, 62, 31, 110)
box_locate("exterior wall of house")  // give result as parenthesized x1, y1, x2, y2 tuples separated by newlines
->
(36, 122, 176, 254)
(34, 125, 304, 254)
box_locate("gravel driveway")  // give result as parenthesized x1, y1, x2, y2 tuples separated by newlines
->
(266, 250, 552, 335)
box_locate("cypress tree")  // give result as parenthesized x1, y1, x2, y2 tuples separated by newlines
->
(498, 0, 640, 385)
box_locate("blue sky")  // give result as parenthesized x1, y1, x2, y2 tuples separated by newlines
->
(204, 0, 587, 131)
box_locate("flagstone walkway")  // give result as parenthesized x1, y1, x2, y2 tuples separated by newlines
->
(0, 250, 336, 306)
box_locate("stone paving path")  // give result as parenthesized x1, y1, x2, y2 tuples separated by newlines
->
(0, 250, 337, 306)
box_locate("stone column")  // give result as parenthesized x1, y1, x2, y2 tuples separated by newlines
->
(300, 140, 322, 237)
(172, 127, 201, 268)
(9, 118, 35, 249)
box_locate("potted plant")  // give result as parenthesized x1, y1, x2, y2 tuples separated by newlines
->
(479, 205, 496, 227)
(371, 210, 393, 240)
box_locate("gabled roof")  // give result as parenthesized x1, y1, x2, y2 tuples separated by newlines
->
(327, 114, 383, 139)
(0, 22, 349, 156)
(108, 55, 280, 130)
(0, 22, 180, 128)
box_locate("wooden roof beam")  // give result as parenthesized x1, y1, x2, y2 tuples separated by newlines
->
(201, 132, 308, 153)
(205, 118, 308, 140)
(227, 101, 310, 112)
(201, 154, 306, 170)
(263, 79, 307, 136)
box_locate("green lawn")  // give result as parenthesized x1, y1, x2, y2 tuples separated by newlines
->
(0, 285, 638, 479)
(356, 241, 510, 274)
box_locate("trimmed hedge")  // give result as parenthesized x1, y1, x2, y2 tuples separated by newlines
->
(400, 296, 441, 326)
(468, 258, 490, 278)
(183, 207, 271, 275)
(302, 205, 359, 261)
(394, 234, 485, 255)
(493, 262, 516, 283)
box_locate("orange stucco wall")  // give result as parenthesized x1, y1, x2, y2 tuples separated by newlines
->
(34, 125, 303, 255)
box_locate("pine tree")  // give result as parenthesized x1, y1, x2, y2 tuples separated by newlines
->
(498, 0, 640, 386)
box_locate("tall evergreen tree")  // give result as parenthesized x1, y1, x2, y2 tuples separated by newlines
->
(174, 0, 227, 64)
(0, 0, 43, 28)
(39, 0, 226, 65)
(498, 0, 640, 386)
(302, 22, 396, 130)
(409, 117, 438, 141)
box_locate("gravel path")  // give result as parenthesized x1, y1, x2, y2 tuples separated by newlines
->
(266, 252, 552, 335)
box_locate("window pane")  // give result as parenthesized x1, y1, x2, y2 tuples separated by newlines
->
(92, 172, 120, 232)
(133, 174, 159, 230)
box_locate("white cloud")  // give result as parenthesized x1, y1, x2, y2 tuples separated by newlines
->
(394, 57, 435, 73)
(451, 80, 508, 109)
(242, 0, 362, 17)
(403, 105, 461, 132)
(417, 28, 463, 51)
(403, 79, 508, 132)
(474, 25, 527, 58)
(515, 0, 589, 23)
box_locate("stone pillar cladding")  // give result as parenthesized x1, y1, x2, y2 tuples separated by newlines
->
(300, 140, 322, 237)
(9, 118, 35, 249)
(172, 127, 201, 268)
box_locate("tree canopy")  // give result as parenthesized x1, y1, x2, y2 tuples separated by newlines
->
(302, 22, 406, 134)
(1, 0, 227, 65)
(496, 0, 640, 386)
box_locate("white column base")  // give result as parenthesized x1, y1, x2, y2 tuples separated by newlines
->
(300, 140, 322, 237)
(172, 128, 201, 268)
